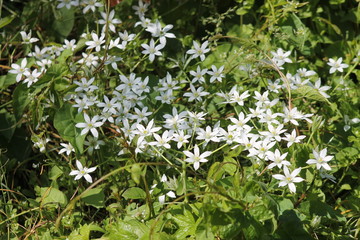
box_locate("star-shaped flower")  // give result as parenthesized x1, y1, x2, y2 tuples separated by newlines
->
(183, 145, 212, 170)
(69, 160, 97, 183)
(327, 57, 348, 74)
(273, 167, 304, 193)
(306, 148, 333, 170)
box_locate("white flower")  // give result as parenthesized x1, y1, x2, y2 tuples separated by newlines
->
(98, 10, 121, 33)
(183, 84, 209, 102)
(229, 89, 250, 106)
(306, 148, 333, 170)
(266, 149, 290, 169)
(327, 57, 348, 74)
(85, 33, 105, 52)
(259, 124, 286, 142)
(135, 119, 161, 144)
(23, 69, 41, 87)
(59, 143, 75, 155)
(271, 48, 292, 67)
(74, 77, 98, 92)
(57, 0, 79, 9)
(69, 160, 97, 183)
(172, 130, 191, 149)
(158, 191, 176, 204)
(146, 20, 176, 45)
(20, 30, 39, 44)
(141, 39, 164, 62)
(132, 0, 150, 17)
(149, 130, 173, 149)
(9, 58, 29, 82)
(272, 167, 304, 193)
(84, 135, 105, 155)
(189, 66, 207, 83)
(77, 53, 99, 67)
(183, 145, 212, 171)
(75, 113, 103, 138)
(82, 0, 103, 14)
(208, 65, 225, 83)
(33, 138, 50, 153)
(186, 41, 210, 61)
(63, 39, 77, 50)
(282, 129, 306, 147)
(313, 79, 331, 98)
(196, 126, 220, 145)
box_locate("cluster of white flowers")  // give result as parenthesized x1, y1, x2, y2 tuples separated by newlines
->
(11, 0, 349, 192)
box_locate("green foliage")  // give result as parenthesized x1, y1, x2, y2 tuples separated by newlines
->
(0, 0, 359, 239)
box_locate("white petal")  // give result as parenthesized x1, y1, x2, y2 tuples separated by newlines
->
(75, 160, 83, 170)
(84, 174, 93, 183)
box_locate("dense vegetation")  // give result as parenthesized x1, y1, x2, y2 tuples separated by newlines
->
(0, 0, 359, 239)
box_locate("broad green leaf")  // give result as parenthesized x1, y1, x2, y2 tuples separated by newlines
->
(52, 7, 74, 38)
(107, 219, 149, 240)
(223, 157, 238, 175)
(130, 164, 142, 185)
(300, 197, 346, 222)
(55, 48, 73, 64)
(53, 103, 85, 154)
(275, 210, 312, 239)
(122, 187, 146, 200)
(12, 83, 32, 121)
(81, 188, 105, 208)
(37, 187, 68, 207)
(171, 206, 197, 239)
(68, 224, 104, 240)
(0, 109, 16, 142)
(49, 165, 64, 181)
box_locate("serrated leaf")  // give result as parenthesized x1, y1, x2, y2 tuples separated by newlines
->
(171, 206, 197, 239)
(108, 219, 149, 240)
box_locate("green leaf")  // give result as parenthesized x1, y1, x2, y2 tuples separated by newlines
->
(49, 165, 64, 181)
(68, 224, 104, 240)
(292, 85, 329, 102)
(53, 103, 85, 154)
(275, 210, 312, 239)
(107, 219, 149, 240)
(52, 7, 74, 38)
(0, 109, 16, 142)
(171, 206, 197, 239)
(0, 15, 16, 29)
(56, 48, 73, 64)
(12, 83, 32, 121)
(223, 157, 238, 175)
(122, 187, 146, 200)
(130, 164, 142, 185)
(37, 187, 68, 208)
(81, 188, 105, 208)
(207, 162, 225, 183)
